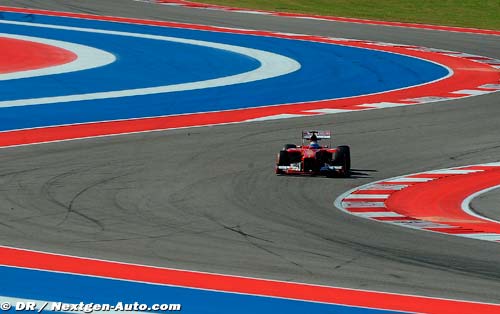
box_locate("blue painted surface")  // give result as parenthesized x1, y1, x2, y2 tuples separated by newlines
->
(1, 21, 261, 97)
(0, 12, 449, 131)
(0, 266, 407, 314)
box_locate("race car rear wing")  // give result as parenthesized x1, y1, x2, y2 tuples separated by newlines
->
(302, 130, 331, 140)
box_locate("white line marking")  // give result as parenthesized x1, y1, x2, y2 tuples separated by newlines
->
(303, 108, 355, 114)
(326, 37, 357, 41)
(0, 33, 115, 80)
(415, 48, 456, 53)
(452, 89, 493, 96)
(233, 10, 271, 15)
(273, 32, 309, 36)
(475, 162, 500, 167)
(423, 169, 483, 175)
(355, 212, 405, 218)
(392, 221, 454, 229)
(458, 233, 500, 241)
(384, 177, 434, 183)
(295, 17, 332, 22)
(0, 20, 301, 107)
(461, 184, 500, 224)
(367, 42, 405, 47)
(405, 96, 455, 103)
(358, 102, 409, 108)
(341, 201, 386, 208)
(443, 52, 482, 58)
(344, 194, 390, 199)
(360, 184, 409, 190)
(245, 114, 307, 122)
(480, 84, 500, 89)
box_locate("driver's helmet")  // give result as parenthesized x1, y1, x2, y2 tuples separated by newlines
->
(309, 134, 320, 149)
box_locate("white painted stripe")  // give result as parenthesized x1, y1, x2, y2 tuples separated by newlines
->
(443, 52, 481, 58)
(393, 221, 454, 229)
(303, 108, 355, 114)
(480, 84, 500, 89)
(344, 194, 390, 199)
(342, 201, 386, 208)
(368, 42, 421, 49)
(327, 37, 357, 41)
(475, 59, 500, 65)
(367, 42, 399, 47)
(475, 162, 500, 167)
(155, 1, 183, 5)
(360, 184, 409, 190)
(413, 48, 455, 53)
(385, 177, 434, 183)
(461, 184, 500, 224)
(245, 114, 306, 122)
(464, 57, 494, 61)
(452, 89, 493, 96)
(234, 10, 271, 15)
(406, 96, 455, 103)
(273, 32, 309, 37)
(355, 212, 405, 218)
(217, 26, 254, 32)
(295, 17, 332, 22)
(0, 33, 115, 80)
(458, 233, 500, 241)
(0, 20, 301, 108)
(358, 102, 409, 109)
(423, 169, 483, 175)
(204, 7, 227, 11)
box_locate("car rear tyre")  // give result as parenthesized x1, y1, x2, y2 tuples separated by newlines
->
(340, 156, 350, 177)
(336, 146, 351, 170)
(333, 146, 351, 177)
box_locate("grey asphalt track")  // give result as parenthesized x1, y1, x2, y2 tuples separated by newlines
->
(1, 0, 500, 304)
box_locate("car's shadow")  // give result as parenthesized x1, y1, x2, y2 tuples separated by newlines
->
(276, 169, 377, 179)
(348, 169, 377, 179)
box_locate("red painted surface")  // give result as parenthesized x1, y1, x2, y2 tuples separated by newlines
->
(156, 0, 500, 36)
(0, 37, 76, 74)
(0, 246, 499, 314)
(385, 166, 500, 233)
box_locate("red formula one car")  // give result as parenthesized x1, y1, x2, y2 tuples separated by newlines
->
(275, 130, 351, 177)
